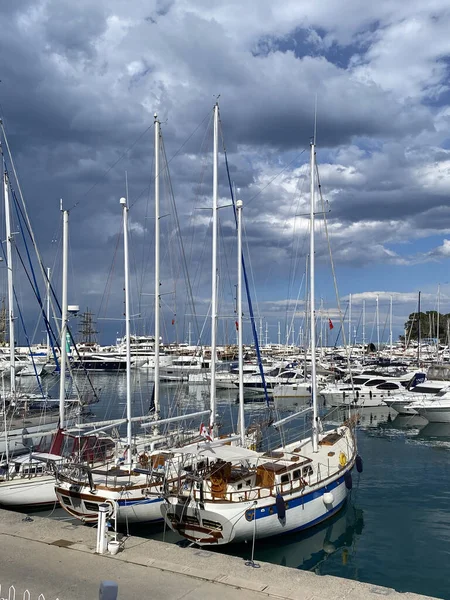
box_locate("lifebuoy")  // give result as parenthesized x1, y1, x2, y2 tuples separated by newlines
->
(339, 452, 347, 467)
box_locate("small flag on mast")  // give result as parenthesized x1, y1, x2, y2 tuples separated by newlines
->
(328, 319, 334, 330)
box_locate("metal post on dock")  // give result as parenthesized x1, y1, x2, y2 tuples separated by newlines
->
(96, 503, 110, 554)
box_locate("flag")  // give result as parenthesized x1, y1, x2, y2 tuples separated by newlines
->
(329, 319, 334, 330)
(199, 423, 212, 441)
(235, 320, 239, 331)
(171, 318, 175, 325)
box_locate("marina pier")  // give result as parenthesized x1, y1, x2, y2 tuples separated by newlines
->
(0, 507, 438, 600)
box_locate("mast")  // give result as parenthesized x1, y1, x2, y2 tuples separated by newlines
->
(46, 268, 51, 357)
(417, 290, 421, 367)
(154, 114, 161, 421)
(209, 103, 219, 433)
(376, 295, 380, 353)
(58, 207, 69, 427)
(309, 139, 319, 453)
(277, 321, 281, 346)
(237, 200, 245, 445)
(348, 293, 352, 351)
(437, 284, 440, 360)
(389, 295, 393, 358)
(3, 168, 15, 393)
(362, 299, 366, 364)
(120, 197, 132, 466)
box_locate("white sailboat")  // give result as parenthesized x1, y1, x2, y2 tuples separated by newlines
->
(161, 135, 360, 546)
(0, 207, 113, 508)
(54, 117, 208, 523)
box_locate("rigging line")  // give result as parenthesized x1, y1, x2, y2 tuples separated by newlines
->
(160, 133, 203, 349)
(9, 186, 60, 354)
(284, 167, 309, 336)
(97, 223, 122, 319)
(316, 158, 356, 423)
(138, 145, 156, 316)
(246, 149, 307, 207)
(186, 111, 214, 276)
(129, 108, 213, 211)
(0, 124, 66, 351)
(68, 123, 154, 212)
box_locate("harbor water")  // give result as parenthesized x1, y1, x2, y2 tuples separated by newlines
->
(22, 371, 450, 599)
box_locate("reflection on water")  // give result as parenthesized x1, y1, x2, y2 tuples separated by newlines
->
(22, 372, 450, 599)
(388, 414, 428, 431)
(416, 421, 450, 440)
(224, 501, 364, 573)
(324, 405, 398, 429)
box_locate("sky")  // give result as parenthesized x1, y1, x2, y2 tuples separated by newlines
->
(1, 0, 450, 348)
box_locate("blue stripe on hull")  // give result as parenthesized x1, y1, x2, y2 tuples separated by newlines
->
(117, 497, 162, 507)
(253, 473, 347, 520)
(271, 497, 347, 538)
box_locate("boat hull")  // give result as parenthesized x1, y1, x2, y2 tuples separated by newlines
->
(54, 484, 164, 524)
(162, 470, 351, 546)
(0, 475, 57, 507)
(415, 407, 450, 423)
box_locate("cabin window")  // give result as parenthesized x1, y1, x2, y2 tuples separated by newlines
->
(280, 474, 290, 484)
(377, 382, 399, 390)
(303, 465, 313, 476)
(293, 469, 300, 479)
(246, 479, 251, 485)
(237, 483, 243, 490)
(84, 501, 99, 512)
(62, 496, 72, 506)
(365, 379, 386, 387)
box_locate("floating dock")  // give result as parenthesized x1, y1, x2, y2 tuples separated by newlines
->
(0, 508, 439, 600)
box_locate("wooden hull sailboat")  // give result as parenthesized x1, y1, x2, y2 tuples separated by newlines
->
(162, 129, 361, 546)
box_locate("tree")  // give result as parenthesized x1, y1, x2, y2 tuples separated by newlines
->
(401, 311, 450, 343)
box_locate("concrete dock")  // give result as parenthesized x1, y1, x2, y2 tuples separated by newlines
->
(0, 508, 439, 600)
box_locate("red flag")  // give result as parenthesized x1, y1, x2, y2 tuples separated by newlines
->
(329, 319, 334, 330)
(171, 318, 175, 325)
(235, 321, 239, 331)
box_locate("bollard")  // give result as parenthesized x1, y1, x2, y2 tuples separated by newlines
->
(99, 581, 118, 600)
(96, 503, 110, 554)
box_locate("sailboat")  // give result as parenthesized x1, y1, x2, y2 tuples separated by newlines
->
(0, 206, 117, 508)
(161, 136, 360, 545)
(54, 116, 209, 523)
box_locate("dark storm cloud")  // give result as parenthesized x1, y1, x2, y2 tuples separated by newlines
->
(0, 0, 449, 342)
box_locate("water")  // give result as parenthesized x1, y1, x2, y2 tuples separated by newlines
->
(24, 372, 450, 599)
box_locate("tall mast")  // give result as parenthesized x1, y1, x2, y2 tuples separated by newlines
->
(209, 103, 219, 433)
(120, 197, 132, 466)
(46, 268, 51, 357)
(58, 207, 69, 426)
(376, 295, 380, 352)
(389, 295, 393, 358)
(154, 114, 161, 421)
(437, 284, 440, 360)
(348, 293, 352, 350)
(309, 139, 318, 453)
(3, 168, 15, 393)
(417, 290, 421, 367)
(362, 299, 366, 364)
(237, 200, 245, 445)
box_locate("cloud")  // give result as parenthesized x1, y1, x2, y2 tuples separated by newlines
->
(1, 0, 450, 343)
